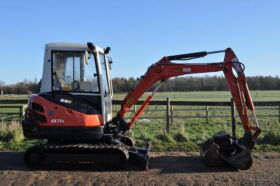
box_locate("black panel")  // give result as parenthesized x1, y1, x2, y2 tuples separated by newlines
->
(32, 102, 45, 113)
(22, 118, 103, 141)
(39, 92, 101, 114)
(33, 112, 47, 123)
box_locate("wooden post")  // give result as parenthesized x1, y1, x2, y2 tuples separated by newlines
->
(231, 98, 236, 139)
(165, 98, 170, 134)
(21, 104, 27, 119)
(170, 105, 174, 125)
(206, 105, 209, 124)
(133, 105, 137, 115)
(278, 102, 280, 123)
(19, 106, 22, 120)
(134, 105, 137, 124)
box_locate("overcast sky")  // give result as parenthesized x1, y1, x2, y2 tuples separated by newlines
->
(0, 0, 279, 84)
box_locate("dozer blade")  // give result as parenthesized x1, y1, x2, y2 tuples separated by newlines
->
(128, 141, 151, 170)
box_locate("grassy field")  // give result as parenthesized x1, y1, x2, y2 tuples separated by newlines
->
(0, 91, 280, 151)
(113, 90, 280, 101)
(1, 90, 280, 101)
(129, 117, 280, 152)
(0, 94, 29, 100)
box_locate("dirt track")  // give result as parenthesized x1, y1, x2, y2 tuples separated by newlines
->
(0, 151, 279, 186)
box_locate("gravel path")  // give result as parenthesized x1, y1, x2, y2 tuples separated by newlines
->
(0, 151, 279, 186)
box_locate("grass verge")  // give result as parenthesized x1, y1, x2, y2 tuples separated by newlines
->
(0, 120, 279, 152)
(0, 121, 42, 150)
(131, 119, 280, 152)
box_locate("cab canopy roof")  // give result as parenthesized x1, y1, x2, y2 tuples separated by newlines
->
(45, 42, 102, 51)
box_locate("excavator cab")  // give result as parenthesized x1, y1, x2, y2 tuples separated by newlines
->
(22, 42, 151, 169)
(22, 42, 113, 141)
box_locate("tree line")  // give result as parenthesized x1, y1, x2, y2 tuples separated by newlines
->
(112, 76, 280, 93)
(0, 79, 40, 95)
(0, 76, 279, 95)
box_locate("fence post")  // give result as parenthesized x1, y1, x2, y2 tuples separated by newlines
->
(170, 105, 174, 125)
(278, 102, 280, 123)
(206, 105, 209, 124)
(165, 98, 170, 134)
(133, 105, 137, 115)
(134, 105, 137, 124)
(231, 98, 236, 138)
(19, 106, 22, 120)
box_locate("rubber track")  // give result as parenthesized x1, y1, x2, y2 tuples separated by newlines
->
(26, 142, 130, 165)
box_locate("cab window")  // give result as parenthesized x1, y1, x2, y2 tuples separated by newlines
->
(52, 51, 99, 92)
(99, 52, 110, 95)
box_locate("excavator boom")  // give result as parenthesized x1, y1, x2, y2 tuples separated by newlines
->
(115, 48, 260, 141)
(113, 48, 261, 170)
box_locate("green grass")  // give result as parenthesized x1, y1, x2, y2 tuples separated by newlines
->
(1, 119, 279, 152)
(0, 91, 280, 152)
(0, 121, 42, 150)
(113, 90, 280, 101)
(0, 94, 29, 100)
(129, 118, 280, 152)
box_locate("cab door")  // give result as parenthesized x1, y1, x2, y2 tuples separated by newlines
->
(97, 51, 113, 123)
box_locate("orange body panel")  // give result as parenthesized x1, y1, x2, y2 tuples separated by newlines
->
(29, 95, 103, 127)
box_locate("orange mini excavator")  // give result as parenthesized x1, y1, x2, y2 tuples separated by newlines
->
(22, 42, 260, 170)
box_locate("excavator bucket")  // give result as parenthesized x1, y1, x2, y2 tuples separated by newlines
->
(218, 143, 252, 170)
(200, 139, 227, 167)
(200, 131, 253, 170)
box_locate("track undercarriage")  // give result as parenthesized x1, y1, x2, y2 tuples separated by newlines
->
(24, 136, 151, 170)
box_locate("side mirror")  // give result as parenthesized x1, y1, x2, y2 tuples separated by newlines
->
(104, 47, 111, 54)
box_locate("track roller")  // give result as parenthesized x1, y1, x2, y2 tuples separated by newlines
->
(24, 145, 45, 168)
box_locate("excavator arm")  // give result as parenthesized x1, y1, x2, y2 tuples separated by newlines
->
(111, 48, 261, 170)
(114, 48, 260, 145)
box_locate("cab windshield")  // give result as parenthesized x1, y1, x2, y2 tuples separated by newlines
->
(52, 51, 99, 93)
